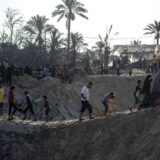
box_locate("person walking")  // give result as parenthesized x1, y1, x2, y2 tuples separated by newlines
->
(140, 75, 152, 109)
(8, 86, 24, 120)
(107, 95, 116, 115)
(23, 91, 36, 121)
(102, 92, 115, 116)
(79, 82, 94, 121)
(129, 80, 142, 112)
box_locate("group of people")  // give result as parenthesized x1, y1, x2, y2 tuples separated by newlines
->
(0, 62, 160, 122)
(129, 74, 152, 112)
(0, 85, 50, 121)
(79, 71, 160, 121)
(79, 82, 117, 121)
(0, 59, 72, 85)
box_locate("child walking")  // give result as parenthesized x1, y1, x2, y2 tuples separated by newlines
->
(129, 80, 142, 112)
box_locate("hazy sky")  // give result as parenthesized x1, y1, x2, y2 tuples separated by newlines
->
(0, 0, 159, 46)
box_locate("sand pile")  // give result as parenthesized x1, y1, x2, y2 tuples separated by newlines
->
(88, 75, 146, 112)
(11, 74, 147, 120)
(12, 75, 81, 120)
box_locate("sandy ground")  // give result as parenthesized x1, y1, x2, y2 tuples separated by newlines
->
(0, 108, 160, 160)
(0, 70, 159, 160)
(1, 69, 149, 121)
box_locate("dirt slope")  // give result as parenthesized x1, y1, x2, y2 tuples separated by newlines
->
(0, 110, 160, 160)
(9, 74, 147, 120)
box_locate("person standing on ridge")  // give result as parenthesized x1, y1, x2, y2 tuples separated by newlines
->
(79, 82, 94, 121)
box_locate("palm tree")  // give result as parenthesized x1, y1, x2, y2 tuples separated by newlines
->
(70, 32, 85, 67)
(49, 28, 64, 64)
(52, 0, 88, 55)
(71, 32, 84, 50)
(99, 25, 118, 67)
(130, 40, 141, 46)
(144, 20, 160, 47)
(93, 41, 105, 69)
(24, 15, 54, 52)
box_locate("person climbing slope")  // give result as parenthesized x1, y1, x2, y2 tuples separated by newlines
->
(140, 75, 152, 109)
(102, 92, 115, 116)
(23, 91, 36, 121)
(79, 81, 94, 121)
(129, 80, 142, 112)
(8, 86, 24, 120)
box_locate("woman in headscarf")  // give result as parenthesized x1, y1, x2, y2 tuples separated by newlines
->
(140, 75, 152, 109)
(150, 70, 160, 106)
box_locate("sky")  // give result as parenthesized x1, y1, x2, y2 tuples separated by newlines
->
(0, 0, 159, 47)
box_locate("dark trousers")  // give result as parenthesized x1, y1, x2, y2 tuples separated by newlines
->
(24, 105, 35, 116)
(140, 94, 150, 108)
(45, 107, 49, 116)
(8, 103, 24, 116)
(81, 101, 92, 113)
(102, 101, 108, 113)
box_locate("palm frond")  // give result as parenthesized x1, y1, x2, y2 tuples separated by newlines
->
(109, 25, 113, 35)
(76, 13, 88, 19)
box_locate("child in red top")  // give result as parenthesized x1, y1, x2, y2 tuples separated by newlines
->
(8, 86, 24, 120)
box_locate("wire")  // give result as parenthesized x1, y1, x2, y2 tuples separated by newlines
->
(62, 33, 154, 40)
(83, 36, 154, 40)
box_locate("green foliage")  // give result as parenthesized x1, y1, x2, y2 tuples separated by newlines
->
(24, 15, 54, 49)
(4, 8, 23, 44)
(144, 20, 160, 45)
(52, 0, 88, 23)
(52, 0, 88, 53)
(71, 32, 85, 50)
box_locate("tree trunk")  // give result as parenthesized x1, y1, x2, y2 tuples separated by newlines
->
(10, 27, 13, 44)
(50, 46, 56, 65)
(44, 32, 47, 50)
(156, 34, 159, 46)
(155, 34, 160, 55)
(67, 17, 71, 56)
(104, 46, 110, 67)
(72, 49, 77, 68)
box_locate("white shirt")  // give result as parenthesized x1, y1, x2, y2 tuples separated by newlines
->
(81, 86, 89, 101)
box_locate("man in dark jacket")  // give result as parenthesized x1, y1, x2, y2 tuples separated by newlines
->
(140, 75, 152, 108)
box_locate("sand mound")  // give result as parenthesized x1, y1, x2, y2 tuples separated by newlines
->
(0, 110, 160, 160)
(9, 74, 148, 120)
